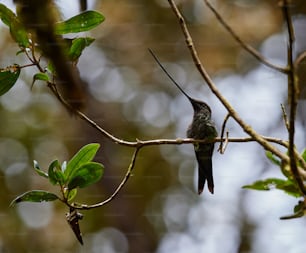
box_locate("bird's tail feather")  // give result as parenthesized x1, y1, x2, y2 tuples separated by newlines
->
(198, 158, 214, 194)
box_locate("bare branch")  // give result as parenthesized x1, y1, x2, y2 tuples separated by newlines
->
(167, 0, 289, 163)
(203, 0, 288, 74)
(22, 49, 291, 153)
(218, 113, 230, 154)
(47, 76, 289, 149)
(281, 104, 290, 131)
(294, 51, 306, 69)
(72, 146, 141, 210)
(69, 134, 289, 210)
(281, 0, 306, 194)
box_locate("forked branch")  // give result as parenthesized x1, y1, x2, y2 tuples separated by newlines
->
(168, 0, 306, 194)
(167, 0, 289, 163)
(203, 0, 288, 74)
(281, 0, 306, 194)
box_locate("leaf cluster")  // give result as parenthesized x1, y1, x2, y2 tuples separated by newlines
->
(10, 143, 104, 244)
(11, 143, 104, 205)
(0, 3, 104, 94)
(243, 150, 306, 219)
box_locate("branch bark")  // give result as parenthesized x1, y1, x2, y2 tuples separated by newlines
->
(281, 0, 306, 194)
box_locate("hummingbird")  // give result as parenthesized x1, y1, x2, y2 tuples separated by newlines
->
(149, 49, 217, 194)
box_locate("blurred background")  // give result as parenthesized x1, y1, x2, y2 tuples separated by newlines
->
(1, 0, 306, 252)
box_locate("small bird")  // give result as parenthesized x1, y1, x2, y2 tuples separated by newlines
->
(149, 49, 217, 194)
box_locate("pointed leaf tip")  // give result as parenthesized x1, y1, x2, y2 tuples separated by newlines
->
(55, 10, 105, 35)
(0, 64, 20, 96)
(65, 143, 100, 179)
(48, 159, 65, 185)
(68, 162, 104, 190)
(10, 190, 58, 206)
(33, 160, 49, 178)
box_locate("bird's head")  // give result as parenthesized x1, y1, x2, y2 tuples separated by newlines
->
(190, 98, 211, 115)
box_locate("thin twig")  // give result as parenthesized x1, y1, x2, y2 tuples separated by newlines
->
(218, 113, 230, 153)
(281, 0, 306, 194)
(21, 52, 292, 151)
(22, 31, 301, 209)
(47, 77, 289, 148)
(68, 135, 289, 210)
(280, 104, 290, 131)
(167, 0, 289, 163)
(19, 63, 36, 69)
(203, 0, 288, 74)
(219, 131, 229, 154)
(72, 146, 141, 210)
(294, 51, 306, 69)
(24, 40, 290, 155)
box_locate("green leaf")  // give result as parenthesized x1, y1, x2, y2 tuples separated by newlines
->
(33, 160, 48, 178)
(33, 73, 50, 82)
(10, 190, 58, 206)
(48, 160, 66, 185)
(301, 149, 306, 162)
(65, 143, 100, 178)
(0, 3, 15, 26)
(61, 161, 67, 172)
(266, 151, 281, 166)
(243, 178, 302, 197)
(55, 11, 105, 35)
(68, 37, 95, 62)
(293, 201, 304, 213)
(0, 64, 20, 96)
(31, 73, 50, 88)
(280, 201, 305, 220)
(0, 4, 16, 26)
(46, 61, 56, 75)
(10, 16, 30, 48)
(277, 180, 302, 197)
(280, 160, 292, 179)
(0, 4, 30, 48)
(66, 188, 78, 202)
(68, 162, 104, 190)
(243, 179, 273, 191)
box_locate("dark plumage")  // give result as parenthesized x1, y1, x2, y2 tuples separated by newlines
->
(186, 98, 217, 194)
(149, 49, 217, 194)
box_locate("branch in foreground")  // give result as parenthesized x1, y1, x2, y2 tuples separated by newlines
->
(203, 0, 288, 74)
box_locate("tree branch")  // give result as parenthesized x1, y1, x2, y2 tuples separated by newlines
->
(281, 0, 306, 195)
(46, 75, 289, 149)
(218, 113, 230, 154)
(167, 0, 289, 163)
(294, 50, 306, 69)
(72, 146, 141, 210)
(203, 0, 288, 74)
(69, 133, 290, 210)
